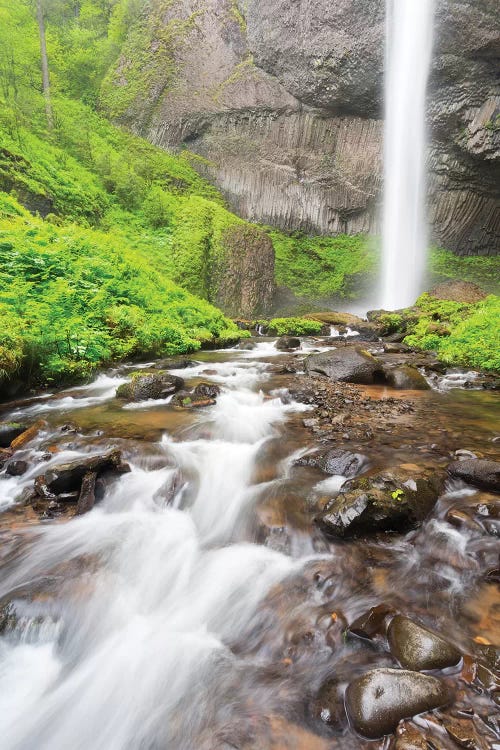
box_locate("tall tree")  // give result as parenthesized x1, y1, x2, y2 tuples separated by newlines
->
(35, 0, 53, 129)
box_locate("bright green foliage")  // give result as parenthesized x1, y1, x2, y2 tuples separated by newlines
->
(0, 198, 240, 385)
(403, 294, 500, 372)
(268, 318, 323, 336)
(269, 230, 376, 299)
(429, 248, 500, 294)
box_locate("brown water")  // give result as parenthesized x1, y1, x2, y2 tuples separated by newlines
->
(0, 340, 498, 749)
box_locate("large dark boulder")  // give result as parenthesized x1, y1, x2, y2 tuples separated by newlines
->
(116, 372, 184, 401)
(387, 615, 461, 672)
(276, 336, 301, 351)
(345, 668, 451, 739)
(295, 448, 368, 477)
(305, 346, 385, 384)
(316, 469, 443, 538)
(447, 459, 500, 493)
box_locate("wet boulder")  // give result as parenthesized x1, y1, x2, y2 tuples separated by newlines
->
(388, 615, 461, 671)
(384, 365, 430, 391)
(116, 372, 184, 401)
(0, 422, 27, 448)
(447, 459, 500, 493)
(276, 336, 301, 351)
(345, 668, 451, 739)
(316, 468, 443, 538)
(295, 448, 368, 478)
(193, 382, 221, 400)
(306, 347, 385, 385)
(5, 459, 28, 477)
(42, 450, 127, 494)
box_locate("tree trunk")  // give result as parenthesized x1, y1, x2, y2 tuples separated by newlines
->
(35, 0, 53, 130)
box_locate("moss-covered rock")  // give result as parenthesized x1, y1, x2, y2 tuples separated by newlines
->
(116, 372, 184, 401)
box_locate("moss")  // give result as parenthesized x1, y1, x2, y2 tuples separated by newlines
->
(268, 317, 322, 336)
(268, 229, 376, 300)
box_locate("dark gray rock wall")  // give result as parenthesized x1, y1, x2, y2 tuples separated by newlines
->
(106, 0, 500, 255)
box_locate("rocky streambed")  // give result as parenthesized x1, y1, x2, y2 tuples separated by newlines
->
(0, 332, 498, 750)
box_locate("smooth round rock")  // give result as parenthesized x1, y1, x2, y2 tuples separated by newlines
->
(345, 668, 451, 739)
(388, 615, 461, 671)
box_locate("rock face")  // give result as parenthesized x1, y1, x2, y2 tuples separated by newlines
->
(316, 469, 443, 538)
(214, 224, 275, 317)
(345, 668, 451, 739)
(447, 459, 500, 493)
(388, 615, 462, 671)
(104, 0, 500, 255)
(306, 347, 385, 384)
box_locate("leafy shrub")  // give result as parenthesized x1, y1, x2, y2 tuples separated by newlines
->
(268, 317, 323, 336)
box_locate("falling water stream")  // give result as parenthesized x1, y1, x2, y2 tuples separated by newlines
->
(381, 0, 436, 310)
(0, 340, 499, 749)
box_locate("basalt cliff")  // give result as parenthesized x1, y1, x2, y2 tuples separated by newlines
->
(102, 0, 500, 255)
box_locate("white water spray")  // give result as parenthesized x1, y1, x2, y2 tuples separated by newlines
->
(381, 0, 435, 310)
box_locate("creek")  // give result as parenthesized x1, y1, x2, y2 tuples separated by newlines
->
(0, 338, 498, 749)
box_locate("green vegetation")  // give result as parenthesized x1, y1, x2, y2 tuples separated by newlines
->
(429, 248, 500, 295)
(0, 1, 251, 388)
(268, 230, 376, 300)
(0, 196, 240, 386)
(268, 318, 323, 336)
(403, 294, 500, 372)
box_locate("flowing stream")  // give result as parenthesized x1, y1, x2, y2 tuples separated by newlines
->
(0, 340, 499, 749)
(381, 0, 435, 310)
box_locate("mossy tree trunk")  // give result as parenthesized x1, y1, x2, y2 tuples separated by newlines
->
(35, 0, 53, 131)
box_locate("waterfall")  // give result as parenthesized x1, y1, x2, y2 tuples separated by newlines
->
(381, 0, 435, 310)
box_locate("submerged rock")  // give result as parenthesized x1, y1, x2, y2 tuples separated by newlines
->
(384, 365, 430, 391)
(276, 336, 301, 350)
(306, 346, 385, 385)
(388, 615, 461, 671)
(345, 668, 451, 739)
(310, 679, 346, 731)
(116, 372, 184, 401)
(447, 459, 500, 493)
(316, 469, 443, 538)
(295, 448, 368, 478)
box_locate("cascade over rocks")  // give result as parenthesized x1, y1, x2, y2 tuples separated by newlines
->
(345, 668, 452, 739)
(316, 468, 443, 538)
(305, 346, 386, 385)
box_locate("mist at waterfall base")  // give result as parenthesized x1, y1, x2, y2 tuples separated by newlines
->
(380, 0, 435, 311)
